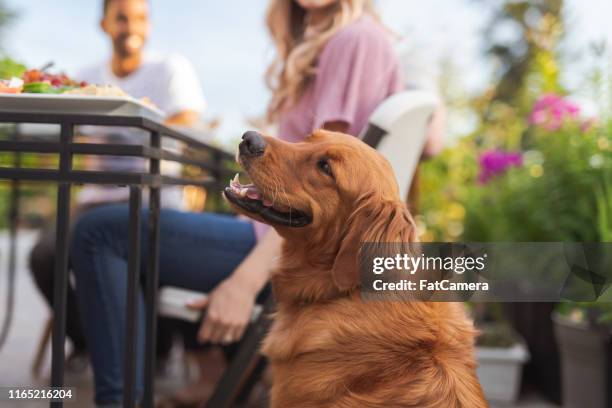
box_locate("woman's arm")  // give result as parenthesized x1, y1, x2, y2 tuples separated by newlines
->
(421, 104, 446, 159)
(322, 120, 350, 134)
(187, 229, 282, 344)
(228, 228, 283, 295)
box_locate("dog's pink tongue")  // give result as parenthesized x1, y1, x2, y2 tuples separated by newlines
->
(246, 187, 261, 200)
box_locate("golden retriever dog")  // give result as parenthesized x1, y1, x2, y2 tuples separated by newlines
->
(224, 130, 487, 408)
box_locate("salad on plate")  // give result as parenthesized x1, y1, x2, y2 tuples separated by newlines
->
(0, 57, 89, 94)
(0, 57, 158, 113)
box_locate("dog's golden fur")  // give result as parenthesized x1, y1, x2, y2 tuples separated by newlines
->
(232, 130, 487, 407)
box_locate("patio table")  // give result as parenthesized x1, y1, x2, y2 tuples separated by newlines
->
(0, 95, 234, 408)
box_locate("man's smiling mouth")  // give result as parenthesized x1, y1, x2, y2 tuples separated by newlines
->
(223, 174, 312, 228)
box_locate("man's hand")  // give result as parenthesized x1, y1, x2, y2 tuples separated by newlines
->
(165, 110, 200, 127)
(187, 276, 257, 344)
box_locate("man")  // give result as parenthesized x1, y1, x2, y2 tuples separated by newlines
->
(29, 0, 206, 375)
(76, 0, 206, 208)
(86, 0, 204, 125)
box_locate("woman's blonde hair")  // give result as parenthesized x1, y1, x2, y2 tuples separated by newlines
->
(265, 0, 378, 121)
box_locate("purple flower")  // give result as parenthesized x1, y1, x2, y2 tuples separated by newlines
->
(478, 150, 523, 184)
(529, 93, 581, 131)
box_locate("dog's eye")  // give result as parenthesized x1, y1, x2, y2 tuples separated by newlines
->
(317, 158, 334, 178)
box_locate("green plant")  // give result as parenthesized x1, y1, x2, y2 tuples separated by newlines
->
(477, 323, 522, 348)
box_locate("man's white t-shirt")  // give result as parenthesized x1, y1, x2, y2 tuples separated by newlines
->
(75, 53, 206, 210)
(78, 53, 207, 116)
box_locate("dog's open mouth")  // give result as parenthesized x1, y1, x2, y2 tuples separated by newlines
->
(224, 174, 312, 227)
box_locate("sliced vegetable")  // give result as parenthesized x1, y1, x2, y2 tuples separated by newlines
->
(22, 81, 55, 93)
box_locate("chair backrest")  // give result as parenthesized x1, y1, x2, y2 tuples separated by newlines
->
(360, 90, 439, 199)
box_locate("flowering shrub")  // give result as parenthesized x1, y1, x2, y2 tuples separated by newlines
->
(478, 150, 523, 184)
(528, 93, 581, 130)
(419, 91, 612, 324)
(419, 94, 612, 243)
(470, 95, 610, 242)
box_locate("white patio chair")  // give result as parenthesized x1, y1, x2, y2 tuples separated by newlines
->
(360, 89, 440, 200)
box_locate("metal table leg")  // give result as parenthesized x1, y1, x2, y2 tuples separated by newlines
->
(50, 123, 73, 408)
(143, 131, 161, 408)
(124, 186, 142, 408)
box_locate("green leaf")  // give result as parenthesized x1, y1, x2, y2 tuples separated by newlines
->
(0, 57, 26, 79)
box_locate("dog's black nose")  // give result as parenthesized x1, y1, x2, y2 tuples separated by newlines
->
(240, 131, 267, 157)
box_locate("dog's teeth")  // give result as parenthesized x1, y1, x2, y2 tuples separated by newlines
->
(230, 173, 241, 188)
(238, 188, 248, 197)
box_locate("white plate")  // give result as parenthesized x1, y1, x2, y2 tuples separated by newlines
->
(0, 93, 165, 121)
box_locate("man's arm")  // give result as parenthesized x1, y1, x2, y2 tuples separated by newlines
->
(164, 110, 200, 127)
(162, 55, 207, 127)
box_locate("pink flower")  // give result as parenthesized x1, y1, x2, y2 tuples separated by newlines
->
(478, 150, 523, 184)
(529, 93, 581, 131)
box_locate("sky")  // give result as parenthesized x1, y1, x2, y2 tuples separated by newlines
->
(3, 0, 612, 141)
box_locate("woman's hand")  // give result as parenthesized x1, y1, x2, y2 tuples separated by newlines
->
(187, 276, 257, 344)
(187, 229, 282, 345)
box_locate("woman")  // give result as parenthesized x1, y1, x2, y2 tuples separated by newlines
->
(72, 1, 420, 406)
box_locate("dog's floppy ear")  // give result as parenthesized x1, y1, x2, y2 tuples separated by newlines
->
(332, 195, 417, 292)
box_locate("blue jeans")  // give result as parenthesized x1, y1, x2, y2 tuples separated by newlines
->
(70, 204, 256, 404)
